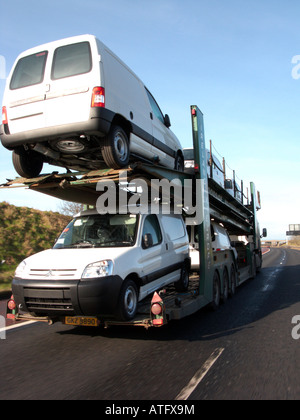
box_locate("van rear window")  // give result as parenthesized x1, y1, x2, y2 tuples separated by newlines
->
(10, 51, 48, 90)
(51, 42, 92, 80)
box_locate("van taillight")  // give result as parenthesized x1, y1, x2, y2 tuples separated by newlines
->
(2, 106, 8, 125)
(91, 87, 105, 108)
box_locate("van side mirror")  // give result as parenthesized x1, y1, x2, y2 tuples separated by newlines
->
(261, 228, 267, 238)
(164, 114, 171, 128)
(143, 233, 153, 249)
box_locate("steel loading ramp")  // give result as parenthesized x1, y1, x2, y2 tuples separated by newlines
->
(1, 162, 255, 232)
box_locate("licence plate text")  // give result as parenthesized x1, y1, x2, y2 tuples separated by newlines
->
(65, 316, 98, 327)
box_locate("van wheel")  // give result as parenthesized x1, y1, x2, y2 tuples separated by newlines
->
(175, 153, 184, 172)
(102, 125, 130, 169)
(116, 279, 138, 321)
(12, 150, 43, 178)
(174, 264, 189, 292)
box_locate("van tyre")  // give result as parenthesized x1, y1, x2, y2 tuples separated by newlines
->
(102, 125, 130, 169)
(116, 279, 138, 321)
(175, 264, 189, 292)
(12, 150, 44, 178)
(175, 153, 184, 172)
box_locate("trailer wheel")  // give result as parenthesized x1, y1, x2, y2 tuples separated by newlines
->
(116, 279, 138, 321)
(222, 268, 229, 303)
(102, 125, 130, 169)
(12, 150, 44, 178)
(211, 271, 221, 311)
(256, 251, 262, 273)
(174, 264, 189, 292)
(229, 265, 237, 296)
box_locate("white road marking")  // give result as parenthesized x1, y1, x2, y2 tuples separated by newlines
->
(175, 347, 225, 400)
(0, 320, 37, 335)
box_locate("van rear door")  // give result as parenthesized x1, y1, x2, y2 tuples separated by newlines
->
(45, 39, 98, 127)
(7, 51, 48, 134)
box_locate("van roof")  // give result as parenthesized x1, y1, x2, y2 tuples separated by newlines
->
(15, 34, 97, 58)
(11, 34, 142, 86)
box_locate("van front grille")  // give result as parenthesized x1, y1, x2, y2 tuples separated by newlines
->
(24, 287, 75, 314)
(29, 269, 77, 279)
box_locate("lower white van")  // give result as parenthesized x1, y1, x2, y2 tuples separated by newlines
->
(12, 209, 190, 321)
(1, 34, 184, 178)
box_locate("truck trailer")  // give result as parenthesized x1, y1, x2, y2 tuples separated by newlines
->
(3, 106, 266, 328)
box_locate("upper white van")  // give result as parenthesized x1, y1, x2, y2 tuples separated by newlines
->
(11, 209, 190, 321)
(1, 35, 184, 178)
(183, 147, 224, 188)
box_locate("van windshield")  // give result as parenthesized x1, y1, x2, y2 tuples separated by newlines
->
(53, 214, 138, 249)
(10, 51, 48, 90)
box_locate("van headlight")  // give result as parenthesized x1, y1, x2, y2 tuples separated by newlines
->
(82, 260, 113, 279)
(15, 260, 26, 277)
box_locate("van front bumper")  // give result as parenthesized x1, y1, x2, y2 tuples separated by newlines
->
(12, 275, 123, 318)
(0, 108, 115, 150)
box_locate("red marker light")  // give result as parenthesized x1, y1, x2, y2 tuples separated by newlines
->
(2, 106, 8, 125)
(7, 298, 16, 311)
(151, 303, 162, 316)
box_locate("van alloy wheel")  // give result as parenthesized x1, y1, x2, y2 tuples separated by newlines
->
(102, 125, 130, 169)
(117, 279, 138, 321)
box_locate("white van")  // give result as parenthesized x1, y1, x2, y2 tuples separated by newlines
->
(183, 148, 224, 188)
(1, 35, 184, 178)
(224, 179, 243, 202)
(11, 209, 190, 321)
(187, 222, 237, 270)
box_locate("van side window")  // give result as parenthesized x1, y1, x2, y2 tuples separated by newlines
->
(142, 215, 162, 248)
(161, 215, 185, 241)
(51, 42, 92, 80)
(145, 88, 165, 125)
(10, 51, 48, 90)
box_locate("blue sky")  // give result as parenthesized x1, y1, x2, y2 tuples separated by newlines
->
(0, 0, 299, 239)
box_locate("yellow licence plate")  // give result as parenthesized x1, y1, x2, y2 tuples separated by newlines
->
(64, 316, 98, 327)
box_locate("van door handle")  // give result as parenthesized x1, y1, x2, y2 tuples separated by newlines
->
(166, 243, 169, 250)
(45, 84, 50, 92)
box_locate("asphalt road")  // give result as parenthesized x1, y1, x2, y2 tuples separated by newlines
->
(0, 247, 300, 401)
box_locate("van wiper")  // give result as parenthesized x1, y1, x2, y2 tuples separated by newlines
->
(93, 241, 133, 247)
(65, 241, 96, 248)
